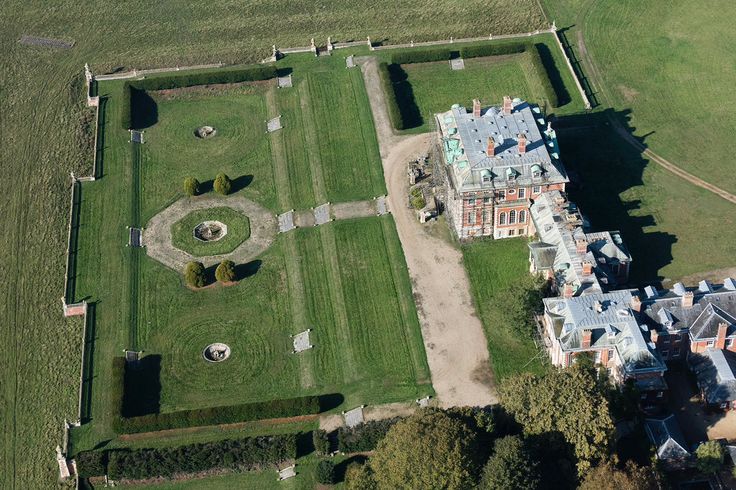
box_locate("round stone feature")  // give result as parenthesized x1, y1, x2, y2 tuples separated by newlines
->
(203, 343, 231, 362)
(193, 220, 228, 242)
(195, 126, 217, 139)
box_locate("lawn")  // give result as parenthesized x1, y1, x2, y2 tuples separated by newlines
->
(462, 237, 547, 379)
(70, 68, 432, 455)
(171, 207, 251, 257)
(387, 35, 586, 133)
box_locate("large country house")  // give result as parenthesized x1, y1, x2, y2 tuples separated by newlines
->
(436, 97, 568, 239)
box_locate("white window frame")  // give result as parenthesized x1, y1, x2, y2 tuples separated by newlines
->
(532, 185, 541, 194)
(483, 197, 491, 204)
(499, 212, 507, 225)
(708, 340, 715, 347)
(498, 190, 506, 201)
(468, 212, 476, 225)
(509, 210, 517, 224)
(518, 188, 526, 199)
(508, 189, 516, 196)
(518, 210, 526, 223)
(508, 229, 515, 236)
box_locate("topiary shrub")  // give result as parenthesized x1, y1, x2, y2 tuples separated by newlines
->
(313, 429, 330, 456)
(75, 450, 107, 478)
(183, 176, 200, 196)
(315, 459, 336, 485)
(214, 173, 232, 195)
(215, 260, 236, 283)
(184, 261, 206, 288)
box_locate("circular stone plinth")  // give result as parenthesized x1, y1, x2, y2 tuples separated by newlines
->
(194, 220, 228, 242)
(203, 343, 231, 362)
(195, 126, 217, 139)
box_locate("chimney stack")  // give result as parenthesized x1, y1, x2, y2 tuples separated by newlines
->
(630, 295, 642, 312)
(473, 99, 481, 118)
(502, 95, 513, 115)
(563, 283, 574, 299)
(582, 261, 593, 276)
(486, 136, 495, 157)
(518, 134, 527, 154)
(582, 330, 592, 348)
(717, 322, 728, 349)
(650, 329, 659, 344)
(575, 239, 588, 254)
(682, 291, 694, 309)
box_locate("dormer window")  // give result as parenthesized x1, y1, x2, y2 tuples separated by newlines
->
(506, 168, 517, 181)
(531, 163, 543, 178)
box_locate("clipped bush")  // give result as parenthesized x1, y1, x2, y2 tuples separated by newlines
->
(120, 82, 133, 130)
(215, 259, 236, 283)
(75, 450, 106, 478)
(459, 42, 527, 59)
(337, 417, 401, 453)
(183, 176, 200, 196)
(214, 173, 232, 195)
(114, 395, 321, 434)
(313, 429, 330, 456)
(184, 261, 206, 288)
(128, 65, 278, 92)
(315, 459, 336, 485)
(378, 62, 404, 131)
(390, 48, 452, 65)
(107, 433, 296, 480)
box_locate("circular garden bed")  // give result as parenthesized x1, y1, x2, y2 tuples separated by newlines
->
(171, 207, 250, 256)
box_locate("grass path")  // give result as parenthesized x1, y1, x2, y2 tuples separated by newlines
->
(265, 87, 292, 211)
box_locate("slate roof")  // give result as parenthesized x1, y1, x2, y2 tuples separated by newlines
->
(645, 415, 690, 460)
(543, 290, 666, 375)
(530, 191, 602, 295)
(436, 99, 568, 193)
(639, 280, 736, 338)
(690, 348, 736, 404)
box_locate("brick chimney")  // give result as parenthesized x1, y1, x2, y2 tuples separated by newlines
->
(563, 283, 574, 299)
(582, 261, 593, 276)
(576, 239, 588, 254)
(630, 295, 642, 312)
(473, 98, 481, 117)
(502, 95, 513, 115)
(486, 136, 495, 157)
(716, 322, 728, 349)
(582, 330, 592, 349)
(518, 134, 527, 154)
(682, 291, 694, 309)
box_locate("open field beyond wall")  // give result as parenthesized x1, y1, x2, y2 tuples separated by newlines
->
(0, 1, 546, 486)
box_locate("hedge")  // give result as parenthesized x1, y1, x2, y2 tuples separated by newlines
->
(75, 450, 107, 478)
(114, 395, 320, 434)
(120, 64, 278, 129)
(337, 417, 401, 452)
(527, 45, 559, 108)
(378, 62, 404, 130)
(105, 434, 297, 480)
(459, 42, 527, 59)
(390, 48, 453, 65)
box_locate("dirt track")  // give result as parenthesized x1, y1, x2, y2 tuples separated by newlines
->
(359, 58, 497, 407)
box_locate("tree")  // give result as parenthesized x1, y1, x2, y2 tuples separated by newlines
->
(579, 461, 657, 490)
(183, 176, 200, 196)
(215, 260, 236, 283)
(696, 440, 724, 475)
(214, 172, 232, 195)
(369, 409, 481, 489)
(184, 261, 206, 288)
(313, 429, 330, 456)
(345, 462, 376, 490)
(499, 363, 614, 475)
(315, 459, 336, 485)
(480, 436, 540, 490)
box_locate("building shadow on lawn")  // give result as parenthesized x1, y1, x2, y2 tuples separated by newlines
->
(131, 87, 158, 130)
(554, 109, 676, 287)
(387, 64, 423, 129)
(122, 354, 162, 417)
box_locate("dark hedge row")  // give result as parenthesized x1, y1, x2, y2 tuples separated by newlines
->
(527, 44, 559, 108)
(337, 417, 401, 453)
(76, 433, 296, 480)
(110, 358, 320, 434)
(389, 42, 527, 65)
(120, 64, 278, 129)
(378, 62, 405, 131)
(459, 42, 527, 59)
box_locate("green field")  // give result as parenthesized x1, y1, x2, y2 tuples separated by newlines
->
(390, 36, 586, 133)
(462, 238, 547, 379)
(69, 63, 431, 458)
(0, 1, 545, 485)
(171, 207, 251, 257)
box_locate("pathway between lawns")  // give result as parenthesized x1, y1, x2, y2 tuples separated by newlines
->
(357, 56, 498, 407)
